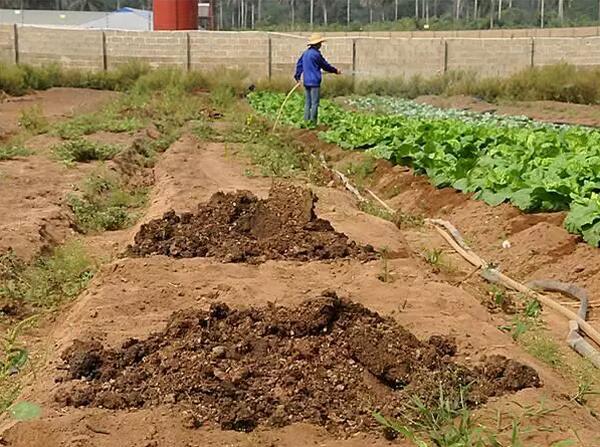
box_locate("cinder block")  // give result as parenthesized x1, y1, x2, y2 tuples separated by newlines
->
(17, 26, 103, 70)
(105, 30, 187, 69)
(533, 37, 600, 67)
(446, 38, 531, 76)
(355, 37, 444, 79)
(189, 31, 269, 79)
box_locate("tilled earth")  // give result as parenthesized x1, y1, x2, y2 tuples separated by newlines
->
(127, 183, 374, 263)
(57, 292, 540, 435)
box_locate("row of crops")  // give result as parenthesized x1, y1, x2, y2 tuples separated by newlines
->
(248, 91, 600, 246)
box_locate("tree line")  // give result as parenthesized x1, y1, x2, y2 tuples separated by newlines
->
(0, 0, 598, 29)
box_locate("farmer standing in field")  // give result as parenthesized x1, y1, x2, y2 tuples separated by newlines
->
(294, 33, 342, 125)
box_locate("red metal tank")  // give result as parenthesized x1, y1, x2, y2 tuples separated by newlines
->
(154, 0, 198, 30)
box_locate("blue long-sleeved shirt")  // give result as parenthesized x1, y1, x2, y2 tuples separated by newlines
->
(294, 47, 338, 87)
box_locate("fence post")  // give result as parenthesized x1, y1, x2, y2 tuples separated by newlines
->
(13, 24, 19, 65)
(351, 38, 356, 82)
(443, 38, 448, 74)
(530, 37, 535, 68)
(268, 35, 272, 80)
(186, 32, 191, 71)
(102, 31, 107, 71)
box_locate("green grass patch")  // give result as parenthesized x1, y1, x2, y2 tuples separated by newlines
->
(52, 111, 144, 140)
(343, 157, 377, 185)
(18, 105, 48, 134)
(190, 120, 217, 141)
(521, 330, 565, 368)
(53, 139, 121, 164)
(68, 169, 147, 233)
(243, 137, 302, 178)
(374, 388, 579, 446)
(0, 242, 94, 309)
(0, 144, 31, 161)
(359, 200, 395, 222)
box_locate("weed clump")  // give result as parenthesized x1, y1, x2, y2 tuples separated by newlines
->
(0, 243, 94, 310)
(18, 106, 48, 134)
(0, 145, 31, 161)
(54, 139, 121, 164)
(68, 169, 147, 233)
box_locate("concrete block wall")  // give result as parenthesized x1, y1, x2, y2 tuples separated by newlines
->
(2, 26, 600, 82)
(189, 31, 269, 78)
(355, 38, 444, 78)
(534, 36, 600, 68)
(18, 27, 103, 70)
(0, 24, 14, 64)
(446, 38, 532, 76)
(106, 31, 187, 68)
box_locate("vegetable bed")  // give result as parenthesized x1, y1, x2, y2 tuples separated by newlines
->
(248, 91, 600, 246)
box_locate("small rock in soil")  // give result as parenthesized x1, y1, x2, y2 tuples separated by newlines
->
(56, 292, 540, 435)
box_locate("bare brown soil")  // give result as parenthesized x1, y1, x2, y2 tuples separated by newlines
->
(57, 292, 538, 434)
(0, 88, 118, 139)
(2, 91, 600, 447)
(0, 150, 96, 260)
(416, 94, 600, 127)
(128, 184, 374, 263)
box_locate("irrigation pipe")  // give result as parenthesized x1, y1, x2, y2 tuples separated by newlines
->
(330, 167, 600, 362)
(272, 82, 301, 131)
(527, 280, 600, 368)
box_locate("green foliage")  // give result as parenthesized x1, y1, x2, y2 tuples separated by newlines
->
(0, 144, 31, 161)
(52, 110, 144, 139)
(344, 157, 376, 182)
(0, 317, 40, 418)
(571, 381, 600, 406)
(0, 243, 94, 309)
(0, 61, 150, 96)
(244, 141, 301, 177)
(423, 248, 444, 267)
(359, 200, 395, 222)
(8, 401, 42, 421)
(523, 332, 564, 367)
(373, 389, 496, 447)
(53, 139, 121, 163)
(68, 169, 147, 233)
(248, 90, 600, 246)
(191, 120, 217, 140)
(18, 105, 48, 134)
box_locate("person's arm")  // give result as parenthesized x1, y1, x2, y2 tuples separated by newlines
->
(317, 53, 340, 74)
(294, 55, 303, 82)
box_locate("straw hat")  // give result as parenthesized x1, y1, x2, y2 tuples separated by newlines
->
(307, 33, 326, 46)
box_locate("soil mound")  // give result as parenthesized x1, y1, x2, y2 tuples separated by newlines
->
(127, 183, 374, 263)
(57, 292, 540, 435)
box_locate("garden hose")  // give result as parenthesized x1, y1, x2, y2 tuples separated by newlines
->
(272, 82, 301, 131)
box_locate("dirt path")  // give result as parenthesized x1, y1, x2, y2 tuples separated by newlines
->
(2, 131, 599, 446)
(0, 88, 118, 139)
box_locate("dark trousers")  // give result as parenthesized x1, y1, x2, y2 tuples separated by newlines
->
(304, 86, 320, 123)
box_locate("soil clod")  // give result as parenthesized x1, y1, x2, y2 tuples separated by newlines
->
(57, 292, 540, 435)
(127, 184, 374, 263)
